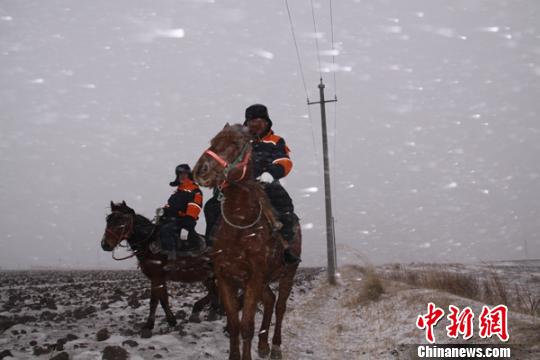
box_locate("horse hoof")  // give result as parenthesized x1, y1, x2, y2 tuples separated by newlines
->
(140, 328, 153, 339)
(207, 310, 219, 322)
(142, 322, 154, 330)
(258, 345, 270, 358)
(167, 318, 177, 327)
(188, 313, 201, 323)
(270, 345, 282, 359)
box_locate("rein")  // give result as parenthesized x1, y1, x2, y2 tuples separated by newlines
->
(220, 197, 263, 229)
(112, 248, 139, 261)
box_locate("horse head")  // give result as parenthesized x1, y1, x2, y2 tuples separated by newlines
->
(193, 123, 252, 188)
(101, 201, 136, 251)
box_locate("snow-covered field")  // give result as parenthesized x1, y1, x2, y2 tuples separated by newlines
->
(0, 262, 539, 359)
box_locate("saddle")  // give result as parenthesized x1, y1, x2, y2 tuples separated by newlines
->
(149, 232, 207, 258)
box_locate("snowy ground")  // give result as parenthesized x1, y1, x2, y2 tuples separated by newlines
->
(283, 262, 540, 359)
(0, 263, 539, 359)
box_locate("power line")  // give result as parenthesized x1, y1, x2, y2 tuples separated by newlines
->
(285, 0, 340, 284)
(284, 0, 309, 101)
(284, 0, 320, 166)
(329, 0, 338, 197)
(309, 0, 323, 79)
(329, 0, 337, 96)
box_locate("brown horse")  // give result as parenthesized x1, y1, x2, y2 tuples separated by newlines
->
(193, 124, 302, 360)
(100, 201, 220, 331)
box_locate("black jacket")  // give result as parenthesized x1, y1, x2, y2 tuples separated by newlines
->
(251, 130, 293, 180)
(163, 179, 202, 229)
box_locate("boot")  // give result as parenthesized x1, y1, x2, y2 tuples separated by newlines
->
(186, 231, 205, 256)
(164, 251, 179, 271)
(284, 247, 301, 264)
(279, 212, 301, 265)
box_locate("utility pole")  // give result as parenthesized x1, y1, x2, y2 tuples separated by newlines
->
(308, 78, 338, 284)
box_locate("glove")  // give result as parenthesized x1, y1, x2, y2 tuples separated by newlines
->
(258, 172, 274, 183)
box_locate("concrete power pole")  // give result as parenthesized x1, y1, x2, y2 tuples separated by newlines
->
(308, 78, 338, 284)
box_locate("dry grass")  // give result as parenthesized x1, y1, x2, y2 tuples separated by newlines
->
(344, 266, 384, 308)
(363, 270, 385, 301)
(513, 281, 540, 317)
(483, 270, 509, 307)
(383, 265, 479, 299)
(381, 265, 540, 317)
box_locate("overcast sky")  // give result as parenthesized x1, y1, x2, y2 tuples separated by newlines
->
(1, 0, 539, 269)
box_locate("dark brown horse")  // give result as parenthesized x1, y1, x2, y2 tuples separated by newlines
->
(100, 201, 220, 331)
(193, 124, 302, 360)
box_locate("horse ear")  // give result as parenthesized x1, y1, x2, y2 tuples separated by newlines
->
(110, 201, 114, 209)
(223, 122, 230, 129)
(119, 201, 135, 214)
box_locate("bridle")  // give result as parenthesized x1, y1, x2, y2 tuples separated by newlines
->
(104, 212, 153, 261)
(105, 213, 134, 246)
(204, 142, 251, 190)
(203, 141, 262, 229)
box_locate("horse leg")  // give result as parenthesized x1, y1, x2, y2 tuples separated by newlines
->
(159, 283, 177, 327)
(240, 279, 263, 360)
(219, 279, 241, 360)
(206, 278, 222, 321)
(270, 271, 296, 359)
(257, 285, 276, 358)
(143, 281, 162, 330)
(189, 293, 210, 323)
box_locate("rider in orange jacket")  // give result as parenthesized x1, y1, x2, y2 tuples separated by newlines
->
(244, 104, 300, 264)
(161, 164, 203, 270)
(204, 104, 300, 264)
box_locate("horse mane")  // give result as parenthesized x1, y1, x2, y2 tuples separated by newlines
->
(211, 124, 276, 216)
(134, 213, 152, 226)
(130, 213, 155, 250)
(210, 123, 250, 148)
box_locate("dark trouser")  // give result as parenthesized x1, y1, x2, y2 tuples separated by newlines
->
(160, 219, 181, 253)
(263, 182, 298, 243)
(160, 218, 197, 252)
(203, 194, 221, 247)
(204, 182, 298, 244)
